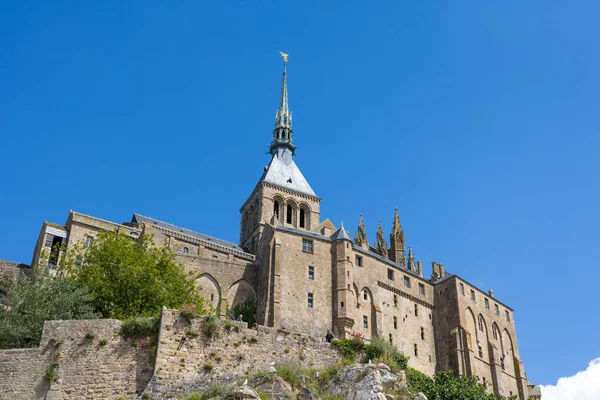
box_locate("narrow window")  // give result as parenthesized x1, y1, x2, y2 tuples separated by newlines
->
(299, 208, 306, 228)
(341, 301, 344, 308)
(274, 200, 280, 218)
(85, 235, 93, 248)
(421, 327, 425, 340)
(363, 315, 368, 328)
(459, 283, 465, 295)
(483, 377, 487, 389)
(493, 327, 498, 340)
(388, 268, 394, 281)
(347, 271, 349, 277)
(471, 290, 476, 301)
(494, 304, 499, 315)
(485, 298, 490, 309)
(404, 276, 411, 288)
(389, 333, 393, 344)
(210, 293, 214, 302)
(286, 204, 293, 224)
(183, 247, 189, 254)
(347, 284, 350, 290)
(505, 310, 510, 322)
(307, 293, 313, 308)
(414, 343, 418, 357)
(414, 304, 419, 316)
(393, 295, 398, 307)
(363, 290, 368, 300)
(501, 358, 505, 370)
(308, 266, 314, 280)
(75, 256, 82, 268)
(478, 317, 484, 332)
(355, 255, 362, 267)
(302, 239, 313, 253)
(418, 283, 425, 295)
(393, 316, 397, 329)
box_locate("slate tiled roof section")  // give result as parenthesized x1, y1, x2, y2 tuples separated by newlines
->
(330, 225, 351, 241)
(259, 148, 316, 197)
(131, 214, 254, 260)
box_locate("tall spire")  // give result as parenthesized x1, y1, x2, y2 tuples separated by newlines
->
(270, 51, 295, 155)
(389, 208, 406, 266)
(407, 246, 417, 272)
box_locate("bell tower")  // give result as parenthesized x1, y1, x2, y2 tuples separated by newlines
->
(239, 52, 321, 253)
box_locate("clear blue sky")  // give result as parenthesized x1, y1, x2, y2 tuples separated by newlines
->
(1, 1, 598, 386)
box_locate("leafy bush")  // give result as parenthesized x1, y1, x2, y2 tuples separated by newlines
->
(203, 362, 214, 372)
(331, 338, 365, 360)
(364, 337, 408, 372)
(0, 269, 97, 349)
(84, 332, 95, 340)
(408, 369, 513, 400)
(99, 338, 109, 346)
(181, 303, 201, 322)
(275, 359, 304, 388)
(120, 317, 158, 339)
(202, 314, 219, 338)
(65, 231, 207, 319)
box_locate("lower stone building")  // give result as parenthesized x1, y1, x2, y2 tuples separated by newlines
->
(29, 55, 538, 399)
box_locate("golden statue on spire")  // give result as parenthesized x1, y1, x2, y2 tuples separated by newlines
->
(279, 51, 288, 63)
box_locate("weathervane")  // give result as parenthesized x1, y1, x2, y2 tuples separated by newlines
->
(279, 51, 288, 63)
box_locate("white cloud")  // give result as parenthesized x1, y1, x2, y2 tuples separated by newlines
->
(540, 357, 600, 400)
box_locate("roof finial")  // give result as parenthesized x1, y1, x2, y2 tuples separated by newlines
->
(279, 51, 288, 63)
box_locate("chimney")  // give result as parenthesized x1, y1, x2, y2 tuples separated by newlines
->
(438, 263, 445, 278)
(489, 289, 495, 298)
(431, 261, 439, 281)
(417, 260, 423, 277)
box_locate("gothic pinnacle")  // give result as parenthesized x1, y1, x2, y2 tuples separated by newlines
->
(270, 51, 295, 155)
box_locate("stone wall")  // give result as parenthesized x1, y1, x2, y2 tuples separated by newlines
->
(0, 258, 31, 281)
(0, 319, 154, 400)
(144, 308, 341, 399)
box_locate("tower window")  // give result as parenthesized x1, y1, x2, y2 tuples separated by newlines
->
(393, 316, 397, 329)
(478, 345, 483, 358)
(494, 304, 499, 315)
(404, 276, 411, 288)
(363, 315, 368, 328)
(389, 334, 393, 344)
(505, 310, 511, 322)
(274, 201, 280, 218)
(418, 283, 425, 295)
(393, 295, 398, 307)
(414, 304, 419, 317)
(307, 292, 314, 308)
(460, 283, 465, 295)
(341, 302, 344, 308)
(471, 290, 476, 300)
(363, 290, 368, 300)
(210, 294, 214, 302)
(485, 298, 489, 309)
(421, 327, 425, 340)
(493, 327, 498, 340)
(308, 266, 314, 280)
(302, 239, 313, 253)
(183, 247, 189, 254)
(299, 208, 305, 228)
(478, 316, 484, 331)
(355, 255, 363, 267)
(387, 269, 394, 281)
(414, 343, 418, 357)
(286, 204, 293, 224)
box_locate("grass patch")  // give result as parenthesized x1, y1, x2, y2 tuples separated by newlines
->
(202, 314, 219, 338)
(120, 317, 158, 339)
(203, 362, 214, 372)
(44, 362, 59, 383)
(277, 328, 291, 335)
(84, 332, 95, 339)
(364, 337, 409, 372)
(186, 329, 200, 338)
(99, 338, 109, 346)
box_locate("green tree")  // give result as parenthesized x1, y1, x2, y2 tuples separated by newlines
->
(0, 270, 97, 349)
(407, 369, 517, 400)
(65, 231, 207, 319)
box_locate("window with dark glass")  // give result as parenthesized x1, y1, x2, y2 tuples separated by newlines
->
(286, 205, 293, 224)
(421, 327, 425, 340)
(485, 298, 489, 309)
(363, 315, 368, 328)
(387, 269, 394, 280)
(494, 304, 499, 315)
(363, 290, 368, 300)
(418, 283, 425, 295)
(308, 266, 314, 280)
(414, 343, 418, 357)
(299, 208, 305, 228)
(471, 290, 476, 301)
(414, 304, 419, 316)
(274, 201, 280, 218)
(393, 316, 397, 329)
(302, 239, 313, 253)
(404, 276, 411, 288)
(308, 292, 313, 308)
(355, 255, 362, 267)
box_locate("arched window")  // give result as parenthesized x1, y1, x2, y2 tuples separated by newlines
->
(286, 205, 293, 224)
(183, 247, 189, 254)
(274, 201, 280, 218)
(299, 208, 305, 228)
(478, 316, 484, 332)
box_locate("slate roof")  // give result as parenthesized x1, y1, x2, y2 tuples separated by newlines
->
(131, 214, 248, 253)
(330, 225, 351, 241)
(259, 149, 316, 197)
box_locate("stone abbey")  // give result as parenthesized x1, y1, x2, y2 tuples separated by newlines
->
(27, 57, 536, 399)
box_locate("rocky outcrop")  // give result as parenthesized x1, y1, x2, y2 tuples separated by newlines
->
(326, 362, 399, 400)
